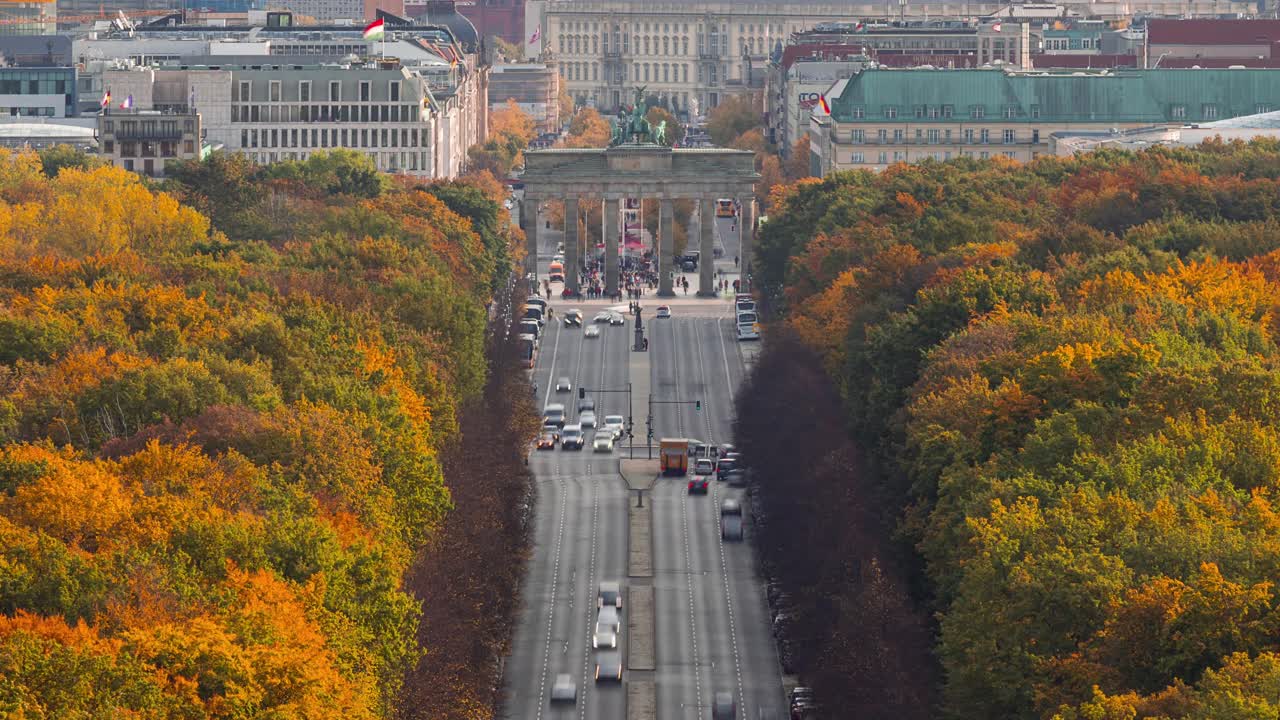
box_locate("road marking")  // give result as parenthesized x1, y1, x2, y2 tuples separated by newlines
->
(536, 460, 569, 720)
(541, 317, 563, 411)
(580, 460, 599, 720)
(697, 319, 748, 717)
(668, 319, 703, 720)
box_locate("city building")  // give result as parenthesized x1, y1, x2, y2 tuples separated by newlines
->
(539, 0, 1261, 116)
(489, 59, 559, 132)
(0, 0, 55, 36)
(0, 65, 76, 116)
(0, 118, 93, 147)
(809, 67, 1280, 175)
(98, 105, 202, 176)
(765, 45, 871, 152)
(1145, 19, 1280, 69)
(98, 49, 484, 177)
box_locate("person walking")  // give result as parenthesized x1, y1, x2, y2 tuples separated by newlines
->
(734, 255, 739, 268)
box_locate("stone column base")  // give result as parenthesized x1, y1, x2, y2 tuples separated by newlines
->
(657, 290, 676, 298)
(696, 290, 718, 298)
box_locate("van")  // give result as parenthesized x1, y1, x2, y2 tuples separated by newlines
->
(736, 311, 760, 341)
(660, 437, 690, 476)
(549, 261, 565, 282)
(519, 319, 540, 338)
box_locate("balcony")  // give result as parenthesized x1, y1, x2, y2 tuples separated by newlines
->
(114, 125, 184, 140)
(604, 48, 622, 58)
(698, 50, 721, 60)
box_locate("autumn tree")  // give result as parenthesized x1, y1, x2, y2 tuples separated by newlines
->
(707, 92, 762, 147)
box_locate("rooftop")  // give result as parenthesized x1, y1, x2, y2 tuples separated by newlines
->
(1147, 19, 1280, 45)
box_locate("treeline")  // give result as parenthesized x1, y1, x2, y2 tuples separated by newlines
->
(751, 140, 1280, 719)
(0, 148, 528, 717)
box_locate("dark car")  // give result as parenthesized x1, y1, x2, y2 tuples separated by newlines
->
(598, 581, 622, 610)
(561, 425, 585, 450)
(724, 469, 747, 487)
(563, 308, 583, 327)
(536, 432, 558, 450)
(688, 476, 709, 495)
(712, 692, 737, 720)
(716, 458, 737, 480)
(595, 650, 623, 682)
(721, 514, 743, 541)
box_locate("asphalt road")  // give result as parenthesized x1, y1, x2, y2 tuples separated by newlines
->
(506, 311, 633, 720)
(503, 200, 778, 720)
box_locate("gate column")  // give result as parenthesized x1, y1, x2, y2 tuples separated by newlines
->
(605, 197, 620, 298)
(521, 196, 538, 281)
(657, 197, 675, 297)
(565, 195, 580, 296)
(697, 196, 716, 297)
(739, 194, 755, 288)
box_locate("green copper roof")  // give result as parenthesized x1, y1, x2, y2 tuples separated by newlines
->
(830, 68, 1280, 124)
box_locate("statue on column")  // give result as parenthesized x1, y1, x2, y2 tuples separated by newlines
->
(609, 87, 652, 146)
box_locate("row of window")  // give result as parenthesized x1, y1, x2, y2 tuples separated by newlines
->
(564, 62, 722, 86)
(245, 150, 428, 173)
(561, 30, 733, 58)
(239, 126, 424, 150)
(561, 20, 783, 34)
(104, 139, 196, 157)
(234, 79, 404, 104)
(231, 103, 422, 123)
(1043, 37, 1097, 51)
(848, 102, 1261, 121)
(849, 150, 1022, 163)
(848, 127, 1042, 144)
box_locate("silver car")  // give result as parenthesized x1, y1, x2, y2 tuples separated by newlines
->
(593, 433, 614, 453)
(595, 650, 623, 682)
(579, 409, 597, 428)
(592, 621, 618, 649)
(551, 674, 577, 704)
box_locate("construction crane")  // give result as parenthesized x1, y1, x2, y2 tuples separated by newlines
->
(0, 6, 175, 25)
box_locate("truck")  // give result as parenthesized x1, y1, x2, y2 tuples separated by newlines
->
(660, 437, 690, 476)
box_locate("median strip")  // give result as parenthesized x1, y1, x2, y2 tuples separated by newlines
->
(627, 585, 655, 671)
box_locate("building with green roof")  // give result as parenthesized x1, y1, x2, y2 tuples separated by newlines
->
(809, 67, 1280, 174)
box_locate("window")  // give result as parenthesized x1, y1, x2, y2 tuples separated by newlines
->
(329, 81, 341, 101)
(893, 151, 904, 162)
(893, 128, 903, 143)
(1202, 104, 1218, 119)
(1031, 129, 1040, 144)
(1171, 104, 1186, 119)
(1030, 104, 1040, 119)
(980, 129, 990, 144)
(104, 140, 114, 153)
(851, 152, 864, 163)
(390, 81, 400, 101)
(884, 105, 898, 119)
(877, 129, 887, 143)
(927, 129, 940, 144)
(300, 80, 311, 102)
(239, 80, 250, 101)
(1004, 151, 1016, 158)
(972, 105, 985, 119)
(980, 151, 990, 159)
(1003, 106, 1017, 119)
(927, 106, 939, 119)
(914, 105, 925, 118)
(852, 106, 865, 119)
(942, 105, 953, 118)
(1003, 129, 1015, 144)
(852, 129, 865, 143)
(1258, 103, 1272, 114)
(878, 151, 888, 163)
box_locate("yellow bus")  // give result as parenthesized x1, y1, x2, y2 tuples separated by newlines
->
(715, 199, 736, 218)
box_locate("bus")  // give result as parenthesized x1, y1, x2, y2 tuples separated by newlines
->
(715, 198, 736, 218)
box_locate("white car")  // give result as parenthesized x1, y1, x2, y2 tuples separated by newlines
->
(593, 311, 612, 324)
(597, 606, 620, 631)
(580, 410, 597, 428)
(555, 376, 572, 392)
(602, 415, 626, 440)
(584, 325, 601, 339)
(655, 305, 671, 319)
(608, 312, 625, 326)
(593, 433, 614, 452)
(593, 621, 618, 649)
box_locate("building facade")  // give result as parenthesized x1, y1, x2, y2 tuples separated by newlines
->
(98, 106, 202, 176)
(0, 66, 76, 117)
(455, 0, 524, 46)
(810, 67, 1280, 175)
(539, 0, 1259, 117)
(765, 48, 870, 153)
(489, 60, 559, 132)
(1145, 19, 1280, 68)
(100, 59, 482, 177)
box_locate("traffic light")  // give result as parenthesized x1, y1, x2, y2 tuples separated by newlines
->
(695, 400, 702, 412)
(579, 387, 585, 399)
